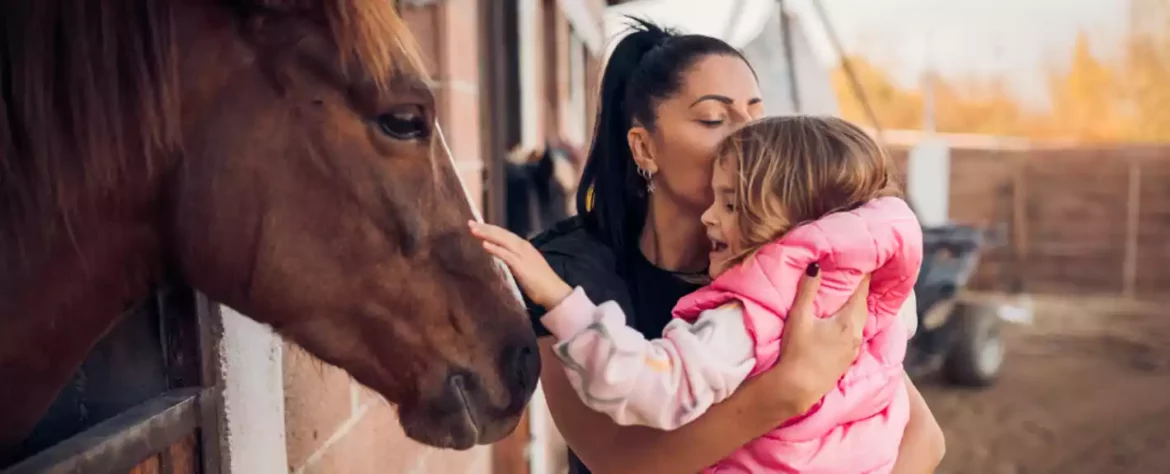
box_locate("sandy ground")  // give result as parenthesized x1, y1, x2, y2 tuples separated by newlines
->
(920, 295, 1170, 474)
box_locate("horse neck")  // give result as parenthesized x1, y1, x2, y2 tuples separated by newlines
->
(0, 212, 161, 450)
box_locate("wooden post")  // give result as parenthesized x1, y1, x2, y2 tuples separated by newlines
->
(1011, 154, 1029, 293)
(1123, 159, 1142, 298)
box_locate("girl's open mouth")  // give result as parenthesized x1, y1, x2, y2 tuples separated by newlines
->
(710, 239, 728, 253)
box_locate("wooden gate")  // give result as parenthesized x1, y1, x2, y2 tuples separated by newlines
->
(2, 285, 226, 474)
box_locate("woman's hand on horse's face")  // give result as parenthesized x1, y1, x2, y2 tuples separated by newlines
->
(771, 265, 869, 413)
(469, 222, 573, 309)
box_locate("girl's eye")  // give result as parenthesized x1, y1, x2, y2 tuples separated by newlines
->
(698, 119, 724, 127)
(724, 203, 736, 212)
(376, 105, 429, 140)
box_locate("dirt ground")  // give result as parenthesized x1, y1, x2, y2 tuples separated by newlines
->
(920, 295, 1170, 474)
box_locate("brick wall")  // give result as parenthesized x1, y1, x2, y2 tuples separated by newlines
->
(889, 143, 1170, 301)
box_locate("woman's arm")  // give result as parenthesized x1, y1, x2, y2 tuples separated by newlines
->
(892, 374, 946, 474)
(543, 266, 871, 473)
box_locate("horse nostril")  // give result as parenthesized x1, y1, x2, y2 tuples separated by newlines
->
(501, 340, 541, 395)
(448, 373, 469, 401)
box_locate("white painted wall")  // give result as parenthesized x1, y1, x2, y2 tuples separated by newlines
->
(518, 0, 541, 150)
(906, 137, 952, 226)
(219, 307, 288, 474)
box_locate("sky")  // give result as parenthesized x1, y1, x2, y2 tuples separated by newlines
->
(821, 0, 1133, 109)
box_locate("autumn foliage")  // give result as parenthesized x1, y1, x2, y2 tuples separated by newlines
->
(832, 1, 1170, 143)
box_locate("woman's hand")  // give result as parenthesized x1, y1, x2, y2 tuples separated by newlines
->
(468, 221, 573, 308)
(766, 264, 869, 414)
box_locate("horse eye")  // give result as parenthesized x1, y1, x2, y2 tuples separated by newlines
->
(375, 106, 428, 140)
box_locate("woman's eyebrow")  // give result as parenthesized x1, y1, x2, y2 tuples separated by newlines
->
(690, 94, 764, 107)
(690, 94, 732, 107)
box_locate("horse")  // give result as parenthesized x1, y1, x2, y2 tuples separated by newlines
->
(0, 0, 539, 461)
(503, 140, 582, 238)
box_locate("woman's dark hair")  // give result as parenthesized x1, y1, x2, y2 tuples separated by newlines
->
(576, 17, 751, 266)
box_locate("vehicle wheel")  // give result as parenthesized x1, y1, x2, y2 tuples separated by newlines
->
(943, 303, 1004, 387)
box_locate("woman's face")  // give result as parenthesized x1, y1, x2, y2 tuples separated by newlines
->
(633, 54, 763, 214)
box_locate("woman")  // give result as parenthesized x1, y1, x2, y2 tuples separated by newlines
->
(524, 19, 945, 474)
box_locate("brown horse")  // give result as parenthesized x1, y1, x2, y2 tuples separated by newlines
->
(0, 0, 538, 459)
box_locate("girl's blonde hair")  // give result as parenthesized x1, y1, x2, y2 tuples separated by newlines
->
(716, 115, 901, 265)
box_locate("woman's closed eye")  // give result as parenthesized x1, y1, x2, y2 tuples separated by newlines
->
(698, 118, 724, 127)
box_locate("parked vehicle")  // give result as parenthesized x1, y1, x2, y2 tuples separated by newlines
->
(905, 223, 1010, 387)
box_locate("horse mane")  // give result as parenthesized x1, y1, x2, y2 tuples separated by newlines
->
(0, 0, 424, 259)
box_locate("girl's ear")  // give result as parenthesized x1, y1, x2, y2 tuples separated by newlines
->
(627, 126, 658, 175)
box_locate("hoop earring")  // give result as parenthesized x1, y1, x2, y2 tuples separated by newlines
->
(638, 167, 656, 193)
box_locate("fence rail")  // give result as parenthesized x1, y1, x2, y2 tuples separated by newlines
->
(888, 143, 1170, 301)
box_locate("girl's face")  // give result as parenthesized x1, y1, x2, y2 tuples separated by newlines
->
(630, 54, 763, 215)
(700, 158, 740, 277)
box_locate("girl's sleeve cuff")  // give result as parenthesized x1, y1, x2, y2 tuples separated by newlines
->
(539, 286, 597, 339)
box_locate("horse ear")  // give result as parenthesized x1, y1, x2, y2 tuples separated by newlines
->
(551, 152, 578, 194)
(505, 146, 528, 165)
(533, 148, 554, 177)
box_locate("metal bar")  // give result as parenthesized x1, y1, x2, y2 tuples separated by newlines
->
(195, 294, 227, 474)
(777, 0, 801, 112)
(809, 0, 883, 136)
(480, 0, 510, 227)
(1122, 159, 1141, 298)
(2, 389, 200, 474)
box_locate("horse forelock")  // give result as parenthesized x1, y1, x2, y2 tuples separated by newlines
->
(245, 0, 429, 88)
(0, 0, 426, 255)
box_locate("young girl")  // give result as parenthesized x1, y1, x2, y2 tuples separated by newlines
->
(471, 115, 923, 473)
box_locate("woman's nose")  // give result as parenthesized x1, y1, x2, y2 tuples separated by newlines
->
(728, 106, 752, 124)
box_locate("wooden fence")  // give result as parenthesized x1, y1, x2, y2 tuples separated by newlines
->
(888, 143, 1170, 301)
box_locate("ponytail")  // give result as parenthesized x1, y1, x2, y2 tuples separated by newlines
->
(575, 18, 672, 264)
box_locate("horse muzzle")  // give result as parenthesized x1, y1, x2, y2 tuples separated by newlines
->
(400, 338, 539, 449)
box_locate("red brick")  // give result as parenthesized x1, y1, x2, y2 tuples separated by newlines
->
(425, 447, 491, 474)
(398, 5, 441, 76)
(284, 343, 355, 470)
(301, 402, 427, 474)
(439, 0, 480, 83)
(300, 401, 494, 474)
(440, 86, 482, 165)
(357, 380, 386, 407)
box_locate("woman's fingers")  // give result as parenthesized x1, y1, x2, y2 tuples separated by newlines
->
(834, 274, 870, 341)
(784, 263, 823, 334)
(793, 263, 823, 312)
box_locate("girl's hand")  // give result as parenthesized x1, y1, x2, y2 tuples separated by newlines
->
(468, 221, 573, 309)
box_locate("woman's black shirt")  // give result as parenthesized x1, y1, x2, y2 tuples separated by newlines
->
(525, 216, 702, 474)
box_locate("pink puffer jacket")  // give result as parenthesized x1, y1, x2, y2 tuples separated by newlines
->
(673, 197, 924, 473)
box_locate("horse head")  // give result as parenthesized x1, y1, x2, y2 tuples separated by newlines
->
(0, 0, 537, 452)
